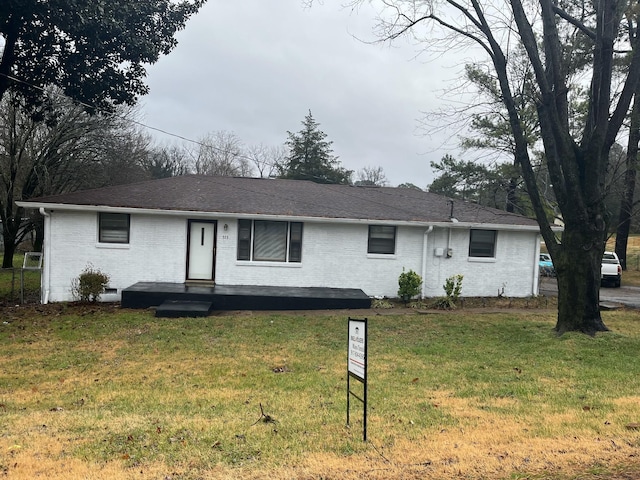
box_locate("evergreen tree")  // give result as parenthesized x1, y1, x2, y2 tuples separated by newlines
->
(280, 111, 352, 184)
(0, 0, 205, 110)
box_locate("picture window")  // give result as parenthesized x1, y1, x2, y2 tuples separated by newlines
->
(237, 220, 303, 263)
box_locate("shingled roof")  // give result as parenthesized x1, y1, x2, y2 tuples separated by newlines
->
(21, 175, 540, 228)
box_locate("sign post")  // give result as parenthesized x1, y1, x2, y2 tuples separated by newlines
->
(347, 317, 368, 441)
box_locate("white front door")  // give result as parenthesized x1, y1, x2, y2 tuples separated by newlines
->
(187, 221, 216, 281)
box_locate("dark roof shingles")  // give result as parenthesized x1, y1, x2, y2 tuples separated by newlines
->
(26, 175, 538, 227)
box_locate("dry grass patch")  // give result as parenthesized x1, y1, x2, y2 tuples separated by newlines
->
(1, 305, 640, 479)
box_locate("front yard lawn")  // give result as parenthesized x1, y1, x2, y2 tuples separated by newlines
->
(1, 304, 639, 479)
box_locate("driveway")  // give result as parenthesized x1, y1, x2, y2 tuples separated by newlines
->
(540, 277, 640, 309)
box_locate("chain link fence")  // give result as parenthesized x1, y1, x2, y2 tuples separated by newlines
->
(0, 253, 42, 304)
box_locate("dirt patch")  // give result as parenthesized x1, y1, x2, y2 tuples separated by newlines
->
(0, 301, 123, 319)
(1, 295, 559, 321)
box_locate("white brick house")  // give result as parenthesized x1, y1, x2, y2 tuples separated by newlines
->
(18, 175, 546, 303)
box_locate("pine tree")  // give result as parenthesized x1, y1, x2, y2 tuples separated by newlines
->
(280, 111, 352, 184)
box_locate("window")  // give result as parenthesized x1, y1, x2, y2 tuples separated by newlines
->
(237, 220, 303, 262)
(368, 225, 396, 254)
(288, 222, 303, 262)
(99, 213, 130, 244)
(254, 221, 288, 261)
(469, 229, 496, 257)
(237, 220, 252, 260)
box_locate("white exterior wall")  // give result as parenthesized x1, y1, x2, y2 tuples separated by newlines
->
(43, 210, 540, 302)
(217, 221, 539, 298)
(46, 210, 188, 302)
(421, 227, 539, 298)
(216, 222, 426, 296)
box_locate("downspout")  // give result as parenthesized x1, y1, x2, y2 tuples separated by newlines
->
(421, 226, 434, 298)
(533, 235, 541, 296)
(39, 208, 51, 304)
(447, 200, 458, 256)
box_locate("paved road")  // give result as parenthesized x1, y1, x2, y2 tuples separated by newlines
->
(540, 277, 640, 309)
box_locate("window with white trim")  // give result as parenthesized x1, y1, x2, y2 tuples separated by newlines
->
(368, 225, 396, 254)
(98, 213, 130, 244)
(469, 229, 496, 257)
(237, 220, 303, 262)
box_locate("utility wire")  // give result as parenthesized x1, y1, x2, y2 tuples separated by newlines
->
(1, 73, 523, 221)
(0, 71, 388, 190)
(0, 71, 289, 171)
(1, 72, 380, 185)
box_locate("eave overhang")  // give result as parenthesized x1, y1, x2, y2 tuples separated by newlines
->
(17, 201, 553, 232)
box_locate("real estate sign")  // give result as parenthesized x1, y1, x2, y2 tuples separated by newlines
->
(347, 317, 368, 441)
(348, 318, 367, 381)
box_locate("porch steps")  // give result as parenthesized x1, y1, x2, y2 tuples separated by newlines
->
(155, 300, 213, 318)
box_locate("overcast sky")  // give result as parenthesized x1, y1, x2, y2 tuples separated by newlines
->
(140, 0, 477, 188)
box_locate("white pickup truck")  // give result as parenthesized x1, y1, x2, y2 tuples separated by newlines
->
(601, 251, 622, 288)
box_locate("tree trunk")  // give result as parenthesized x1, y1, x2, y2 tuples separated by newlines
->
(33, 216, 44, 253)
(0, 205, 24, 268)
(1, 226, 17, 268)
(554, 225, 609, 335)
(615, 168, 634, 270)
(615, 88, 640, 270)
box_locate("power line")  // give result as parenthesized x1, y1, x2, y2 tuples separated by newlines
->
(0, 72, 284, 165)
(0, 72, 379, 185)
(0, 72, 236, 148)
(1, 73, 526, 221)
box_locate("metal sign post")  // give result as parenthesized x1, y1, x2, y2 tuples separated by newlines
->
(347, 317, 368, 441)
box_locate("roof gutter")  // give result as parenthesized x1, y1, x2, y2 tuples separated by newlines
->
(18, 201, 553, 233)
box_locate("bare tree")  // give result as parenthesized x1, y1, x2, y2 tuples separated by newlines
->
(0, 91, 138, 267)
(96, 121, 152, 187)
(346, 0, 640, 334)
(246, 143, 286, 178)
(190, 131, 253, 177)
(355, 166, 389, 186)
(142, 144, 191, 179)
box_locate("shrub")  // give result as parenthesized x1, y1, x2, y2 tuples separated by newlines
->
(398, 269, 423, 304)
(433, 274, 464, 309)
(444, 274, 463, 302)
(371, 298, 395, 309)
(71, 265, 110, 302)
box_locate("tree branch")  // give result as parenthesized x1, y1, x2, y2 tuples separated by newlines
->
(607, 20, 640, 148)
(553, 5, 596, 40)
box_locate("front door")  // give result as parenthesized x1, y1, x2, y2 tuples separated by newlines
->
(187, 220, 216, 281)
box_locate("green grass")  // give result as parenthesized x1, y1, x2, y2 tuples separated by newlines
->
(0, 254, 41, 303)
(1, 306, 640, 479)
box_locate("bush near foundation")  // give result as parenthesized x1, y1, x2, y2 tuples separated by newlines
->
(398, 268, 423, 304)
(71, 265, 110, 302)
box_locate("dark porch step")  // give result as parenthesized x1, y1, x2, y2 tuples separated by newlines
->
(122, 282, 372, 311)
(155, 300, 213, 318)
